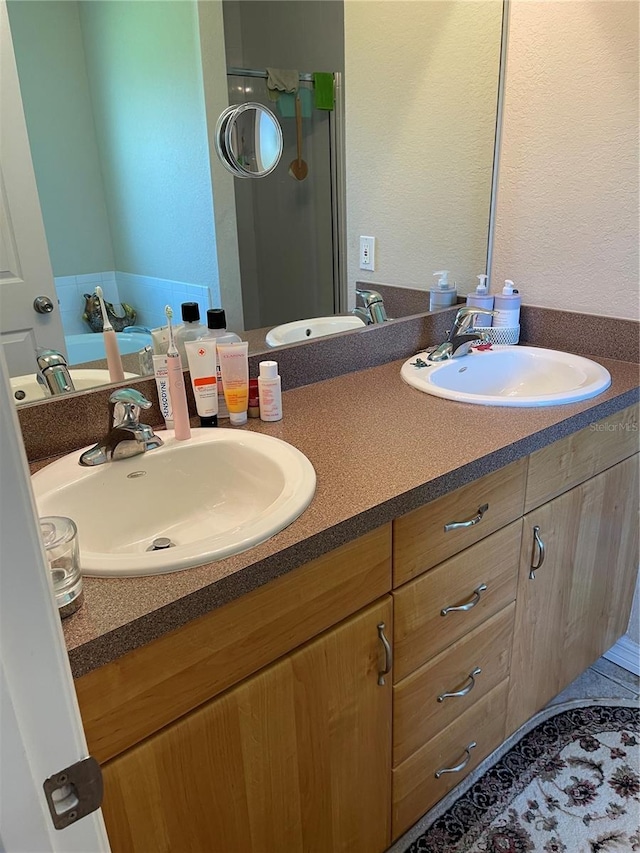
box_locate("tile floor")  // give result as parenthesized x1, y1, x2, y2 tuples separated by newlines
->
(387, 657, 640, 852)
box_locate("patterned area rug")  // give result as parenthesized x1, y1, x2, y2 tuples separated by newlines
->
(402, 702, 639, 853)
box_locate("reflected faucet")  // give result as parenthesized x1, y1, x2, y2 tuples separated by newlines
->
(353, 289, 388, 325)
(79, 388, 163, 467)
(36, 349, 75, 396)
(428, 306, 497, 361)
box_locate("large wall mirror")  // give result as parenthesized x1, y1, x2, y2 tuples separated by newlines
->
(1, 0, 504, 404)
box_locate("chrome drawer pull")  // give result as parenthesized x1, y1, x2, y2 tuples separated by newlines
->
(377, 622, 393, 686)
(443, 503, 489, 532)
(441, 584, 487, 616)
(435, 742, 477, 778)
(529, 525, 546, 580)
(437, 667, 482, 703)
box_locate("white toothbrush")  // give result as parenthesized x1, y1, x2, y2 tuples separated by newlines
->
(96, 285, 124, 382)
(165, 305, 191, 440)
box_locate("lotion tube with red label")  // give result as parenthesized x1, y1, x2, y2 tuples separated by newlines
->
(217, 341, 249, 425)
(184, 339, 218, 427)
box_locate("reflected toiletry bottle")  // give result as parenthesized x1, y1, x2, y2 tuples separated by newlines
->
(174, 302, 205, 360)
(200, 309, 241, 420)
(466, 274, 494, 325)
(493, 280, 521, 327)
(258, 360, 282, 422)
(429, 270, 457, 311)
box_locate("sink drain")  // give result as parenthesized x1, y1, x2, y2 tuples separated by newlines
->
(146, 537, 175, 551)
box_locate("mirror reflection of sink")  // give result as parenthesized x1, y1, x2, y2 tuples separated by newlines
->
(31, 429, 316, 577)
(11, 369, 137, 404)
(266, 315, 366, 347)
(401, 346, 611, 406)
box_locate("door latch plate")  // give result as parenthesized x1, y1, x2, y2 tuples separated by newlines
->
(43, 756, 103, 830)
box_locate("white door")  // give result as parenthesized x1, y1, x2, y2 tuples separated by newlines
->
(0, 347, 109, 851)
(0, 0, 66, 377)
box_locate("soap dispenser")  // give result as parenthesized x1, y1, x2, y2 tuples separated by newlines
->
(429, 270, 457, 311)
(466, 274, 494, 324)
(493, 280, 521, 327)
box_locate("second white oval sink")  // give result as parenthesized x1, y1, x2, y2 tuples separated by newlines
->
(401, 346, 611, 406)
(32, 429, 316, 577)
(266, 315, 366, 347)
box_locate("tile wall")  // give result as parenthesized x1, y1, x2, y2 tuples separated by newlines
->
(55, 271, 211, 336)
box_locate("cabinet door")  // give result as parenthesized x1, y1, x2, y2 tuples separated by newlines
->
(102, 597, 393, 853)
(507, 455, 639, 733)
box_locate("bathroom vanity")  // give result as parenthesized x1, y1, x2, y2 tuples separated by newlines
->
(64, 386, 638, 852)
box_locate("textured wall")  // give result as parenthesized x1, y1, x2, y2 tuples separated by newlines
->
(491, 1, 639, 319)
(344, 1, 503, 302)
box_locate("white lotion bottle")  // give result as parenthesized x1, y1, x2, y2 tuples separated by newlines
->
(493, 280, 521, 327)
(258, 360, 282, 422)
(429, 270, 457, 311)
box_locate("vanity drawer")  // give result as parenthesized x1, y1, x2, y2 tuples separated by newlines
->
(392, 678, 508, 841)
(525, 404, 639, 512)
(393, 519, 521, 681)
(393, 458, 527, 586)
(393, 603, 514, 766)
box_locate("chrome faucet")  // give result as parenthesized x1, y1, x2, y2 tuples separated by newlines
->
(428, 306, 497, 362)
(353, 289, 388, 325)
(36, 349, 75, 396)
(79, 388, 163, 467)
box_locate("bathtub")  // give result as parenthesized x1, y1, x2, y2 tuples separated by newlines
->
(65, 331, 152, 366)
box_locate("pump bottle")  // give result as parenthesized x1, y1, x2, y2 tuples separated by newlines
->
(466, 274, 494, 325)
(429, 270, 457, 311)
(493, 280, 521, 327)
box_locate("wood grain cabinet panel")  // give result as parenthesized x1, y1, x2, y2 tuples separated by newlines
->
(525, 404, 639, 512)
(508, 454, 639, 733)
(392, 679, 508, 841)
(393, 520, 522, 681)
(393, 458, 526, 586)
(102, 597, 393, 853)
(393, 603, 514, 766)
(77, 524, 392, 764)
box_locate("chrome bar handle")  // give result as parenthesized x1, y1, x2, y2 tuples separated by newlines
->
(437, 667, 482, 703)
(441, 584, 487, 616)
(435, 742, 477, 779)
(377, 622, 393, 686)
(444, 503, 489, 532)
(529, 525, 546, 580)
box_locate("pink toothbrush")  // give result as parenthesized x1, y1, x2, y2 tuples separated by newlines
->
(96, 285, 125, 383)
(165, 305, 191, 440)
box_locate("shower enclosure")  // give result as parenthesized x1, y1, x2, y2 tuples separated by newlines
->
(226, 68, 345, 331)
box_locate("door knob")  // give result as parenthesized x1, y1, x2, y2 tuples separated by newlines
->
(34, 296, 55, 314)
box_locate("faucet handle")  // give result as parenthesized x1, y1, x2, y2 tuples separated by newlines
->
(109, 388, 152, 428)
(453, 306, 496, 333)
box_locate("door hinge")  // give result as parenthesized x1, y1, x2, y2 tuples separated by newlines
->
(43, 756, 103, 830)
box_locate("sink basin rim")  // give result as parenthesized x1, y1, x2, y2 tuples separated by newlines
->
(400, 346, 612, 406)
(32, 429, 317, 576)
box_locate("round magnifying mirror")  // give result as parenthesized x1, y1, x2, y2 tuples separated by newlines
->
(214, 103, 283, 178)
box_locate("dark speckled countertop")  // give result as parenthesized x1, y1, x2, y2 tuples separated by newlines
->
(55, 351, 639, 678)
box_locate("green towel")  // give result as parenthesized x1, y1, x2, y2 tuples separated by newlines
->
(313, 72, 334, 111)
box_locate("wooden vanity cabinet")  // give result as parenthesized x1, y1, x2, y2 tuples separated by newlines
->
(507, 451, 639, 732)
(101, 596, 393, 853)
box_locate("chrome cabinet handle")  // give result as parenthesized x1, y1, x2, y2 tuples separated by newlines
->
(377, 622, 393, 686)
(435, 742, 477, 778)
(441, 584, 487, 616)
(443, 503, 488, 532)
(529, 525, 546, 580)
(437, 667, 482, 703)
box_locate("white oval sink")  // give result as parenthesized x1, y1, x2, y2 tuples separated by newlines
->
(401, 346, 611, 406)
(11, 369, 137, 404)
(266, 315, 366, 347)
(32, 429, 316, 577)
